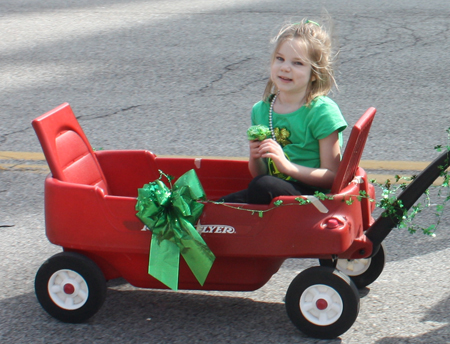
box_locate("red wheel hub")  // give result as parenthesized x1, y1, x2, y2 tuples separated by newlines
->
(63, 283, 75, 295)
(316, 298, 328, 310)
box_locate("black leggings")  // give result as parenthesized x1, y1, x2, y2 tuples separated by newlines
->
(219, 174, 317, 204)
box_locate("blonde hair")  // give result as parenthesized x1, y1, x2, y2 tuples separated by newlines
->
(263, 19, 337, 105)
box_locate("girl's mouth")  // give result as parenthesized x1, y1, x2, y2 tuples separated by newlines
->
(279, 76, 292, 82)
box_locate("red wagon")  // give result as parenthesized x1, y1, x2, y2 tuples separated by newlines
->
(32, 103, 449, 339)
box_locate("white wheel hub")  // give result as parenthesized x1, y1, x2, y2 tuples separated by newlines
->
(48, 269, 89, 310)
(300, 284, 343, 326)
(336, 258, 371, 276)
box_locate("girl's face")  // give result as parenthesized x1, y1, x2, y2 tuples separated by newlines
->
(270, 39, 315, 98)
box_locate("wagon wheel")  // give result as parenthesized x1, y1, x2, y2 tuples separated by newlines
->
(285, 266, 360, 339)
(35, 252, 106, 323)
(319, 242, 386, 289)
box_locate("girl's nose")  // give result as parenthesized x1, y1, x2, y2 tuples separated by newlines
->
(280, 62, 290, 71)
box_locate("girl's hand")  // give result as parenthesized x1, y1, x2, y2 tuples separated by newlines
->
(248, 139, 268, 177)
(249, 139, 263, 160)
(258, 139, 291, 173)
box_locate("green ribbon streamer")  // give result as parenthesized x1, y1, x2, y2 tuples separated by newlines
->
(135, 169, 215, 290)
(247, 124, 271, 141)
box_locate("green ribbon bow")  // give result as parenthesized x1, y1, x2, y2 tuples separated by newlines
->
(135, 169, 215, 290)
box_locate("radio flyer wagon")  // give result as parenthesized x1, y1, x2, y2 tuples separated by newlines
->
(32, 103, 450, 339)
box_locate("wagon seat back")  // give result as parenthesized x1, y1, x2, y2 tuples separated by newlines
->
(330, 107, 376, 228)
(331, 107, 376, 194)
(32, 102, 110, 195)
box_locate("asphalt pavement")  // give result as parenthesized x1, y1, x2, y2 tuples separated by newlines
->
(1, 0, 450, 343)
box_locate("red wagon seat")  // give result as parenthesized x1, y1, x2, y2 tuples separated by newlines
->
(331, 107, 376, 230)
(32, 103, 110, 194)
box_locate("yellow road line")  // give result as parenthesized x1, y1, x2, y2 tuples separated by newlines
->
(2, 166, 444, 185)
(359, 160, 429, 171)
(0, 151, 45, 161)
(368, 174, 445, 186)
(1, 151, 446, 185)
(0, 151, 433, 171)
(0, 163, 49, 172)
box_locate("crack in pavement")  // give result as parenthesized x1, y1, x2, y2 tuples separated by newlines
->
(195, 57, 253, 95)
(210, 76, 269, 98)
(340, 15, 450, 65)
(76, 105, 144, 121)
(0, 126, 32, 146)
(0, 105, 144, 146)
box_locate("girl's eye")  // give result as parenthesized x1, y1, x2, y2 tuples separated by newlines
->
(294, 61, 304, 66)
(276, 56, 284, 62)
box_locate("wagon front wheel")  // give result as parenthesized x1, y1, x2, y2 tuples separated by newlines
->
(285, 266, 360, 339)
(35, 252, 106, 323)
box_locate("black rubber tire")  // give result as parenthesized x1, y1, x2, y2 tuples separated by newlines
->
(319, 242, 386, 289)
(35, 252, 106, 323)
(285, 266, 360, 339)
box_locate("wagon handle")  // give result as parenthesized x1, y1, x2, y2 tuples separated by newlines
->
(365, 150, 450, 255)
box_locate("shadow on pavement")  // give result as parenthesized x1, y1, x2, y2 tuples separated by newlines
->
(0, 286, 345, 344)
(375, 293, 450, 344)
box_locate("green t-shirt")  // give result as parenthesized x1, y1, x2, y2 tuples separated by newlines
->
(251, 96, 347, 180)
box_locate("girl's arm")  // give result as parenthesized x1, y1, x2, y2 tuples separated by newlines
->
(259, 131, 341, 189)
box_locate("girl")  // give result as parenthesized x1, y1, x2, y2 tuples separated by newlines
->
(221, 19, 347, 204)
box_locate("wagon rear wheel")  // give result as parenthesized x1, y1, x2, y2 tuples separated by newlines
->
(35, 252, 106, 323)
(285, 266, 360, 339)
(319, 242, 386, 289)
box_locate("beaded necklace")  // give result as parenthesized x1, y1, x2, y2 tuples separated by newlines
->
(268, 93, 278, 143)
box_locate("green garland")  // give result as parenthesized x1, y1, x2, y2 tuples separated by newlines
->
(206, 190, 371, 218)
(371, 128, 450, 235)
(207, 168, 449, 236)
(210, 128, 450, 236)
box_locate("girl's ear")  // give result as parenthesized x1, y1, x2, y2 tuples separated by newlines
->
(311, 74, 317, 82)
